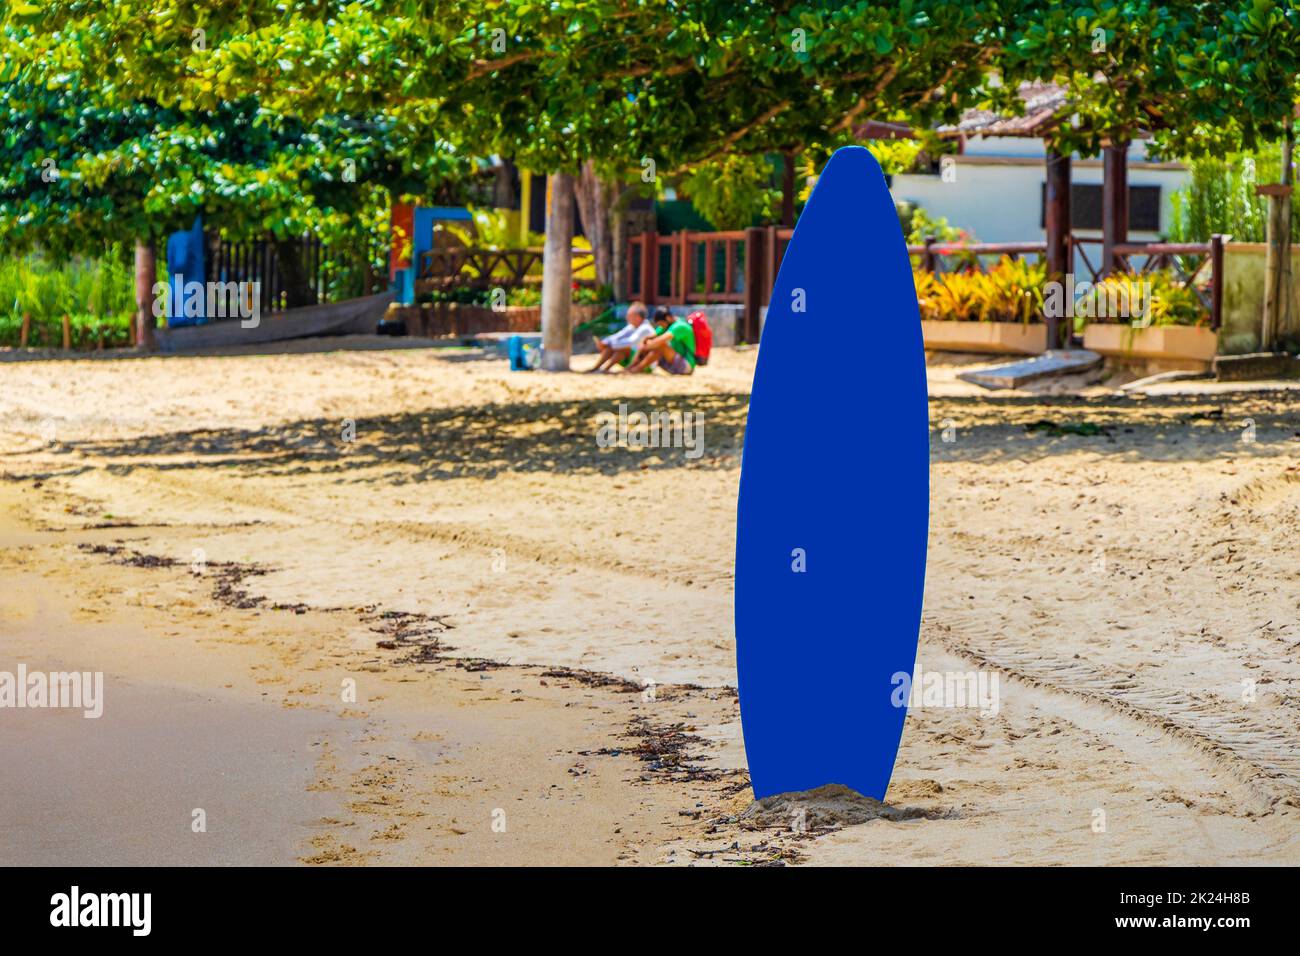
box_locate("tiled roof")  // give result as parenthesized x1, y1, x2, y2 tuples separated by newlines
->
(937, 81, 1069, 138)
(854, 81, 1071, 141)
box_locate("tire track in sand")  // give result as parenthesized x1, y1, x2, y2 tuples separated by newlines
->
(929, 621, 1300, 817)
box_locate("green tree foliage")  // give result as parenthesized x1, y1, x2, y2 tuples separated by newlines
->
(990, 1, 1300, 159)
(0, 80, 463, 260)
(679, 155, 781, 231)
(4, 1, 1000, 176)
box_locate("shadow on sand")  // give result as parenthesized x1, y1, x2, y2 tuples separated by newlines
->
(13, 390, 1299, 484)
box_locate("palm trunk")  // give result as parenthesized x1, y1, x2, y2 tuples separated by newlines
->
(781, 151, 796, 227)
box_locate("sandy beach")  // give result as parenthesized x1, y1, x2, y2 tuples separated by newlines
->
(2, 341, 1298, 865)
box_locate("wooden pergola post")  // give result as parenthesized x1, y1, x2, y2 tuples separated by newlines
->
(1101, 141, 1129, 276)
(639, 230, 657, 307)
(1210, 233, 1227, 331)
(1044, 148, 1072, 350)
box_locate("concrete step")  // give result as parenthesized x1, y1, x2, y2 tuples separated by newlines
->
(957, 349, 1103, 390)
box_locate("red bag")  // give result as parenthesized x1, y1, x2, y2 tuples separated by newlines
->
(687, 310, 712, 366)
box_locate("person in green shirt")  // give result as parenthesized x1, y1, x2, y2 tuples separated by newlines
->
(621, 310, 696, 375)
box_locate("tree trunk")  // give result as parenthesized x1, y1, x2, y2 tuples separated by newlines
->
(610, 189, 630, 301)
(274, 237, 318, 309)
(134, 239, 157, 351)
(493, 156, 519, 210)
(1283, 126, 1294, 343)
(1262, 121, 1293, 353)
(781, 151, 796, 228)
(575, 161, 615, 292)
(541, 173, 575, 371)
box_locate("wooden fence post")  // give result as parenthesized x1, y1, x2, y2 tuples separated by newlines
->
(679, 230, 692, 305)
(764, 226, 778, 304)
(743, 226, 766, 344)
(640, 231, 657, 306)
(922, 235, 938, 273)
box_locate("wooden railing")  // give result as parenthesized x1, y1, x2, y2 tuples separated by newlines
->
(627, 229, 1228, 338)
(626, 226, 794, 342)
(1070, 236, 1226, 329)
(209, 234, 378, 314)
(908, 234, 1226, 330)
(417, 246, 595, 292)
(908, 240, 1047, 273)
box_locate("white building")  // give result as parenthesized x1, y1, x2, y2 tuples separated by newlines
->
(887, 84, 1191, 277)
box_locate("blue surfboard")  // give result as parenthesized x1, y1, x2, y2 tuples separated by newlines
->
(735, 146, 929, 801)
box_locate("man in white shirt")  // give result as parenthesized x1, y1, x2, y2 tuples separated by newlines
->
(586, 301, 656, 372)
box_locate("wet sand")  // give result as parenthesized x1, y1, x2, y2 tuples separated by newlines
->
(1, 343, 1298, 865)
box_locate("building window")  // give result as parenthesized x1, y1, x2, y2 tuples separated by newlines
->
(1040, 184, 1161, 231)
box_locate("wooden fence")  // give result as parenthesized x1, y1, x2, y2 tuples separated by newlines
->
(1070, 236, 1226, 330)
(416, 245, 595, 293)
(209, 235, 379, 315)
(625, 226, 794, 342)
(624, 229, 1226, 337)
(909, 236, 1225, 331)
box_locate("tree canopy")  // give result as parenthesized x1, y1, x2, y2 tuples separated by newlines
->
(0, 79, 466, 258)
(977, 1, 1300, 158)
(3, 1, 1001, 176)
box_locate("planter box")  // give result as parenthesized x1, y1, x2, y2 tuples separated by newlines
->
(1083, 324, 1218, 362)
(921, 320, 1046, 355)
(389, 302, 597, 337)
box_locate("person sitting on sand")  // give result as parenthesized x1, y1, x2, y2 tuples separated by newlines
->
(620, 308, 696, 375)
(587, 301, 656, 373)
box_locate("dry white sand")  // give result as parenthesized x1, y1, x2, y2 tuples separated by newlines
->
(1, 342, 1298, 865)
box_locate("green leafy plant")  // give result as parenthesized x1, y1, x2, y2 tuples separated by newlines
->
(1077, 271, 1208, 327)
(913, 256, 1046, 323)
(0, 251, 136, 348)
(507, 286, 542, 307)
(867, 139, 925, 176)
(679, 154, 781, 231)
(1167, 147, 1300, 243)
(573, 283, 612, 305)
